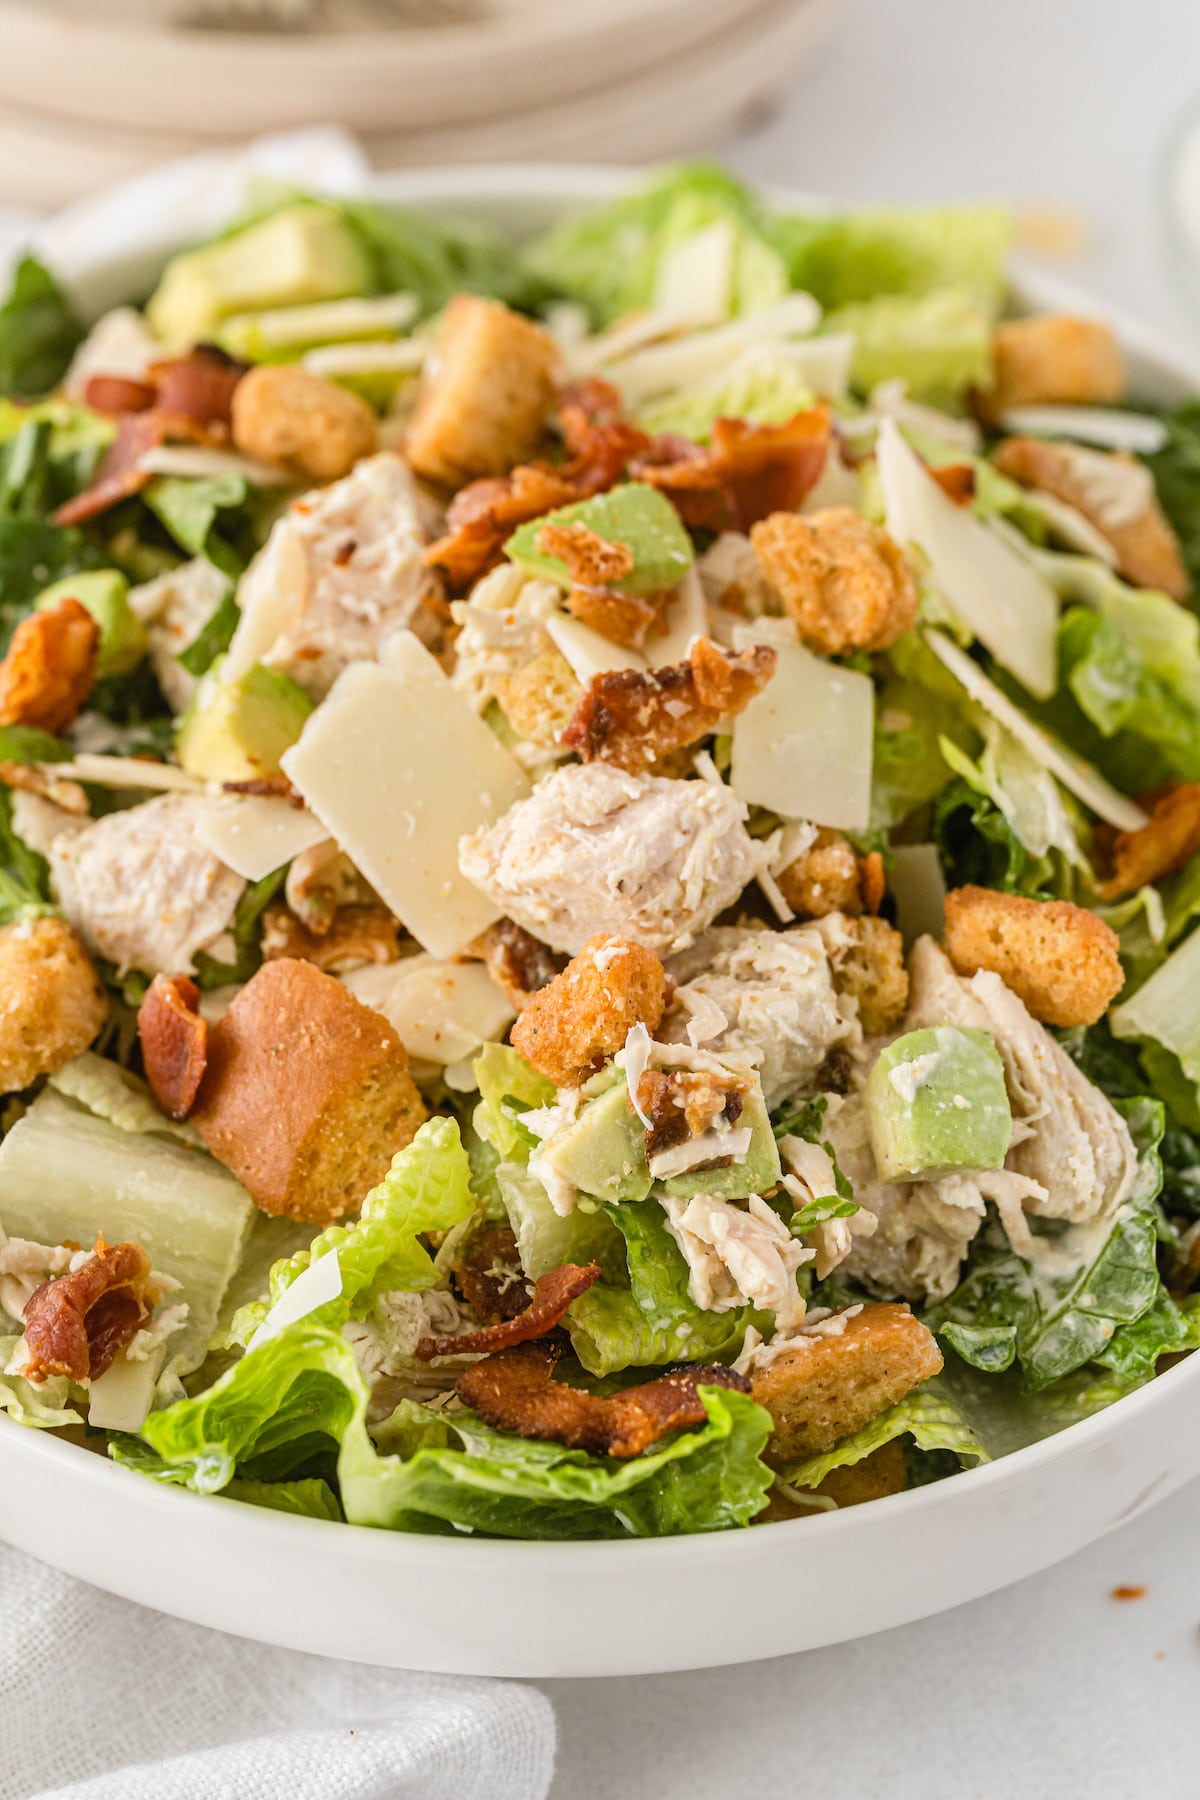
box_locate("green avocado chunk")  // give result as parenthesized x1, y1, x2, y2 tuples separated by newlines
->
(864, 1024, 1012, 1182)
(537, 1073, 780, 1207)
(175, 659, 313, 782)
(35, 568, 148, 679)
(147, 204, 372, 348)
(505, 482, 693, 598)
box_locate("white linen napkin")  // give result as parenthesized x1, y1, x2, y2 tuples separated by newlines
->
(0, 1542, 556, 1799)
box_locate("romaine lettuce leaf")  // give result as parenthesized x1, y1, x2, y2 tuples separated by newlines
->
(0, 1336, 81, 1428)
(636, 354, 817, 441)
(775, 1387, 988, 1491)
(145, 473, 261, 583)
(764, 203, 1011, 310)
(1142, 400, 1200, 591)
(0, 257, 83, 400)
(228, 1115, 477, 1347)
(0, 517, 105, 653)
(824, 286, 992, 406)
(472, 1042, 554, 1165)
(496, 1160, 625, 1281)
(926, 1097, 1168, 1391)
(225, 1475, 343, 1521)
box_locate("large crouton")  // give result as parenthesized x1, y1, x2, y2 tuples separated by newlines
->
(1096, 782, 1200, 900)
(493, 647, 581, 748)
(942, 884, 1123, 1027)
(0, 599, 98, 734)
(778, 828, 865, 918)
(993, 436, 1187, 600)
(405, 295, 558, 490)
(980, 314, 1125, 418)
(191, 956, 426, 1224)
(751, 1303, 943, 1464)
(750, 508, 918, 656)
(231, 363, 378, 483)
(0, 917, 107, 1093)
(825, 914, 909, 1034)
(510, 932, 668, 1089)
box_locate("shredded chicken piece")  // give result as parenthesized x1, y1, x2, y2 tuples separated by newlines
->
(660, 1193, 812, 1329)
(456, 1335, 750, 1459)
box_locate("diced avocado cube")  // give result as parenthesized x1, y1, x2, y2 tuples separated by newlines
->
(35, 569, 148, 679)
(505, 482, 693, 598)
(657, 1085, 782, 1201)
(537, 1079, 653, 1207)
(864, 1024, 1012, 1182)
(175, 659, 313, 782)
(146, 204, 372, 348)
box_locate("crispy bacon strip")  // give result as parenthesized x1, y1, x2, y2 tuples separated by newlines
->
(148, 346, 245, 440)
(138, 973, 208, 1121)
(0, 597, 99, 733)
(416, 1261, 601, 1360)
(536, 519, 635, 587)
(633, 407, 830, 534)
(561, 637, 776, 772)
(450, 1224, 532, 1327)
(53, 410, 166, 527)
(457, 1337, 751, 1459)
(222, 772, 304, 806)
(1096, 781, 1200, 899)
(467, 918, 566, 1011)
(83, 374, 155, 416)
(23, 1236, 155, 1383)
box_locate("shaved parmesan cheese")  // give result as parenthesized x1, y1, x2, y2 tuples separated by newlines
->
(228, 291, 418, 350)
(38, 754, 206, 793)
(87, 1345, 165, 1432)
(651, 566, 709, 667)
(224, 518, 309, 685)
(1023, 488, 1119, 564)
(282, 638, 529, 958)
(888, 843, 947, 945)
(622, 1023, 654, 1127)
(648, 1125, 753, 1179)
(606, 294, 823, 407)
(248, 1248, 342, 1351)
(876, 417, 1059, 699)
(195, 797, 329, 883)
(731, 641, 873, 832)
(568, 309, 697, 377)
(996, 406, 1169, 454)
(544, 610, 647, 681)
(303, 339, 427, 378)
(653, 220, 739, 326)
(140, 447, 291, 486)
(1111, 925, 1200, 1079)
(343, 955, 514, 1066)
(926, 628, 1147, 831)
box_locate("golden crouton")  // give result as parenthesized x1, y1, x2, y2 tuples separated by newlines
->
(510, 933, 668, 1089)
(1096, 782, 1200, 900)
(231, 364, 378, 483)
(192, 956, 426, 1224)
(750, 508, 918, 656)
(980, 314, 1125, 418)
(0, 917, 107, 1093)
(751, 1303, 943, 1464)
(0, 598, 98, 734)
(942, 884, 1124, 1027)
(405, 295, 558, 490)
(493, 647, 581, 748)
(829, 914, 909, 1034)
(993, 436, 1187, 600)
(759, 1440, 909, 1519)
(778, 828, 864, 918)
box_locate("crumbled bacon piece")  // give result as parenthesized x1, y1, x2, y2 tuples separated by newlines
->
(1096, 781, 1200, 900)
(23, 1236, 155, 1383)
(450, 1224, 532, 1327)
(0, 597, 99, 733)
(138, 973, 208, 1121)
(633, 407, 830, 534)
(535, 519, 635, 588)
(927, 461, 976, 505)
(425, 464, 580, 589)
(83, 374, 155, 416)
(567, 584, 663, 650)
(637, 1066, 749, 1159)
(222, 772, 304, 807)
(149, 345, 245, 441)
(561, 636, 776, 772)
(260, 902, 400, 973)
(456, 1336, 751, 1458)
(53, 411, 166, 527)
(416, 1261, 601, 1360)
(467, 918, 566, 1011)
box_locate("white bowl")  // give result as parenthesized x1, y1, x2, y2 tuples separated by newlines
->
(2, 166, 1199, 1680)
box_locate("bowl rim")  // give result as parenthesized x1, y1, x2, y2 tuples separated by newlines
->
(4, 158, 1200, 1565)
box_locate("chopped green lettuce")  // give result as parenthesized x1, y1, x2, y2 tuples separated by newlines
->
(1142, 400, 1200, 591)
(0, 1336, 81, 1427)
(764, 202, 1011, 311)
(145, 473, 263, 583)
(472, 1042, 555, 1165)
(636, 353, 818, 441)
(224, 1475, 343, 1522)
(776, 1387, 988, 1491)
(0, 257, 84, 400)
(496, 1161, 625, 1281)
(825, 286, 992, 406)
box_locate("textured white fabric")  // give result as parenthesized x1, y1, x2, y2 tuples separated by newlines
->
(0, 1545, 555, 1800)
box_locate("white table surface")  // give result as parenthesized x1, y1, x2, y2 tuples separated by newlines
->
(546, 2, 1200, 1793)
